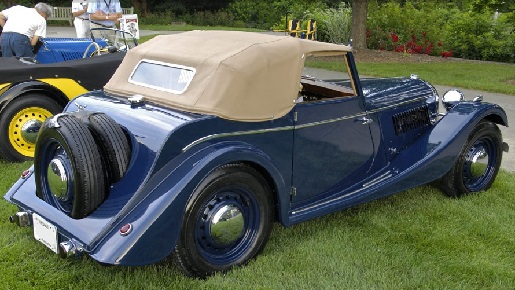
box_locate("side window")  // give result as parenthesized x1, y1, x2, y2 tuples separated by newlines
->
(299, 54, 357, 103)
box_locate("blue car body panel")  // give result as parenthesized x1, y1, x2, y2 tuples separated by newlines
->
(35, 38, 108, 64)
(2, 30, 508, 268)
(4, 76, 508, 265)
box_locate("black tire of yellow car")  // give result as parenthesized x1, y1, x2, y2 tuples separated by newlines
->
(35, 114, 107, 219)
(440, 120, 503, 197)
(79, 112, 131, 182)
(0, 94, 63, 162)
(173, 163, 273, 278)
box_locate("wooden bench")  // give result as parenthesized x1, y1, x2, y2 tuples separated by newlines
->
(48, 6, 134, 26)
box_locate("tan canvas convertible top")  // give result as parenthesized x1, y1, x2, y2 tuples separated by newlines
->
(104, 30, 352, 121)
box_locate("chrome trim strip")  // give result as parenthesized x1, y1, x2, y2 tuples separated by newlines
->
(291, 171, 394, 216)
(182, 96, 428, 152)
(182, 126, 295, 152)
(362, 171, 392, 188)
(295, 112, 367, 129)
(291, 188, 360, 215)
(367, 96, 428, 114)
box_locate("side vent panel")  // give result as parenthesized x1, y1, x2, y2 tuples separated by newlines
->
(392, 105, 431, 135)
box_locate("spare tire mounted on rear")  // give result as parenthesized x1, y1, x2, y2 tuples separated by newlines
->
(34, 112, 131, 219)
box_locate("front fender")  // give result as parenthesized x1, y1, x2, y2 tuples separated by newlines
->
(0, 80, 73, 112)
(90, 141, 287, 266)
(378, 101, 507, 196)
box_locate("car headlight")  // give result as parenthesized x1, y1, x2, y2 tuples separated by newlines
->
(442, 89, 464, 111)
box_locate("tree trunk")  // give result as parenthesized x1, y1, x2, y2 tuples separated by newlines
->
(351, 0, 368, 50)
(131, 0, 148, 17)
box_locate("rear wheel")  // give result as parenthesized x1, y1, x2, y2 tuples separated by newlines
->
(440, 120, 503, 197)
(173, 164, 273, 278)
(35, 114, 107, 219)
(0, 94, 63, 162)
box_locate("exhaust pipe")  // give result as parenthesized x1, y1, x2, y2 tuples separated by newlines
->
(9, 212, 31, 227)
(58, 240, 83, 259)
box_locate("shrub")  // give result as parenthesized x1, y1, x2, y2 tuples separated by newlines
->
(182, 10, 236, 27)
(367, 1, 514, 62)
(367, 1, 456, 56)
(305, 2, 352, 44)
(445, 11, 515, 62)
(230, 0, 328, 30)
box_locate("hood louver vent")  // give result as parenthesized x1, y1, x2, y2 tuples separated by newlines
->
(393, 105, 430, 135)
(61, 52, 84, 61)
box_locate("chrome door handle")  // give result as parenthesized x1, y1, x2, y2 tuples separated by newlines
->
(356, 116, 373, 125)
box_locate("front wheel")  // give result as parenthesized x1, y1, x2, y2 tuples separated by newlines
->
(440, 120, 503, 197)
(0, 94, 63, 162)
(173, 164, 273, 278)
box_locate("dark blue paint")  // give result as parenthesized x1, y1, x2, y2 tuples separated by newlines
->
(3, 52, 508, 267)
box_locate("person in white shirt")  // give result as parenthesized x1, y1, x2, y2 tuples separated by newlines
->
(72, 0, 90, 38)
(87, 0, 122, 29)
(87, 0, 122, 44)
(0, 3, 52, 58)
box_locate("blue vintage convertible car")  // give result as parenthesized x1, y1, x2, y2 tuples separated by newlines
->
(4, 31, 509, 277)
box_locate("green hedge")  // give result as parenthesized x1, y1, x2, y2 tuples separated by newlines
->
(367, 1, 515, 62)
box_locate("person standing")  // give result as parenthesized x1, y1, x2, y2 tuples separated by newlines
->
(0, 3, 52, 58)
(72, 0, 90, 38)
(88, 0, 122, 29)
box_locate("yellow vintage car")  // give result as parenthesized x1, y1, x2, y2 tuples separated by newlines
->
(0, 28, 135, 161)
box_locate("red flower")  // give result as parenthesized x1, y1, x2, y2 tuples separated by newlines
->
(440, 50, 453, 58)
(425, 43, 433, 54)
(391, 33, 399, 43)
(437, 41, 443, 47)
(422, 31, 427, 37)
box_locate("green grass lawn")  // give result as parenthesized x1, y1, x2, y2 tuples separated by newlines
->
(307, 60, 515, 95)
(1, 160, 514, 289)
(1, 36, 514, 288)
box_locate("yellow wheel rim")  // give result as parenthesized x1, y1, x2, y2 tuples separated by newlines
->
(8, 107, 54, 158)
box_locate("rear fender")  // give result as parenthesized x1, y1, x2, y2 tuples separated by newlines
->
(90, 141, 288, 266)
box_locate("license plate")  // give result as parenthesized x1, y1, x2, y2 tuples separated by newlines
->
(33, 213, 58, 254)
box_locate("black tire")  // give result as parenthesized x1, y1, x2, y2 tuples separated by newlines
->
(0, 94, 63, 162)
(440, 120, 503, 197)
(35, 114, 107, 219)
(79, 112, 131, 182)
(173, 163, 273, 278)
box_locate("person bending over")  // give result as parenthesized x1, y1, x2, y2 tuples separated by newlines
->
(0, 3, 52, 58)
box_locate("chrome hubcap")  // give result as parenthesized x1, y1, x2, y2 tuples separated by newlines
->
(21, 119, 43, 144)
(210, 204, 244, 245)
(47, 158, 68, 200)
(469, 146, 488, 179)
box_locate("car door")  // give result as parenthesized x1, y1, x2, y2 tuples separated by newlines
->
(291, 58, 375, 208)
(291, 80, 375, 206)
